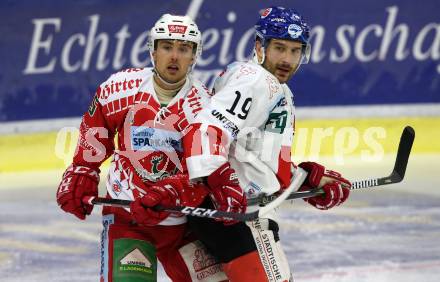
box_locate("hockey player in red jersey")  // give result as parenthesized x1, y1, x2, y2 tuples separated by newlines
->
(56, 14, 226, 282)
(182, 7, 352, 281)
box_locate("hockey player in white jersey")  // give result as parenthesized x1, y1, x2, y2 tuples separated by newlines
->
(183, 7, 351, 281)
(56, 14, 227, 282)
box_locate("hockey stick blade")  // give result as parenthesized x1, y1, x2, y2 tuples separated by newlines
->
(351, 125, 414, 189)
(388, 125, 415, 183)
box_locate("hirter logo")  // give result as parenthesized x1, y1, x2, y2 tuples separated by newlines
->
(168, 25, 187, 34)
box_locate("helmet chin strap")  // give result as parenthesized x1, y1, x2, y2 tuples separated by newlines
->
(152, 68, 186, 90)
(292, 63, 301, 75)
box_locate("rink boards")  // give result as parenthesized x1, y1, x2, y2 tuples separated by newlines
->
(1, 115, 439, 172)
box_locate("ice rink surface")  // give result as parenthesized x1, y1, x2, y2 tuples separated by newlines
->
(1, 154, 439, 281)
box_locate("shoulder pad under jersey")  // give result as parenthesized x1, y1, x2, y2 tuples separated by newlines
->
(213, 61, 283, 102)
(189, 76, 212, 99)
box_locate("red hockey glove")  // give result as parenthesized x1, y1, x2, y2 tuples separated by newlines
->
(298, 162, 351, 210)
(56, 164, 100, 220)
(299, 182, 350, 210)
(206, 162, 247, 224)
(130, 174, 208, 226)
(298, 161, 351, 188)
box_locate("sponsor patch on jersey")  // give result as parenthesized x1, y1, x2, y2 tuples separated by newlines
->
(288, 24, 303, 39)
(264, 111, 288, 134)
(120, 248, 152, 268)
(236, 64, 258, 79)
(112, 179, 122, 196)
(186, 87, 203, 115)
(88, 95, 99, 116)
(100, 215, 114, 280)
(98, 78, 143, 99)
(253, 231, 283, 281)
(113, 239, 157, 281)
(211, 110, 239, 137)
(179, 240, 227, 282)
(275, 97, 287, 107)
(168, 24, 187, 34)
(266, 75, 280, 99)
(131, 126, 182, 152)
(245, 182, 262, 198)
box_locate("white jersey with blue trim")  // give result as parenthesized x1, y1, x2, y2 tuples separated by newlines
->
(185, 61, 296, 199)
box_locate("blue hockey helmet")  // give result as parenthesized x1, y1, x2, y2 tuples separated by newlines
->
(254, 7, 311, 64)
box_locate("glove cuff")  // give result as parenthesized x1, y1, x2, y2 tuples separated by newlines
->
(206, 162, 236, 190)
(64, 164, 100, 184)
(298, 162, 324, 188)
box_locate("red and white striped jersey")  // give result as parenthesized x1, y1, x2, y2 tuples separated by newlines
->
(184, 61, 296, 199)
(73, 67, 210, 224)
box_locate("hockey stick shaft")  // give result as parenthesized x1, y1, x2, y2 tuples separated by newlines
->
(86, 195, 258, 221)
(252, 126, 415, 205)
(87, 126, 414, 220)
(85, 168, 307, 222)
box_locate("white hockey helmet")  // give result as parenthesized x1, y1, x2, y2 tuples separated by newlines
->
(148, 14, 202, 68)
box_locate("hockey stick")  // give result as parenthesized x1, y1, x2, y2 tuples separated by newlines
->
(86, 126, 414, 220)
(84, 168, 307, 222)
(251, 125, 415, 206)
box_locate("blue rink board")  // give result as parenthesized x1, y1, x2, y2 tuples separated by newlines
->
(0, 0, 439, 121)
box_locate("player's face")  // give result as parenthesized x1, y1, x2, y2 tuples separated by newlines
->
(259, 39, 304, 84)
(153, 40, 195, 86)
